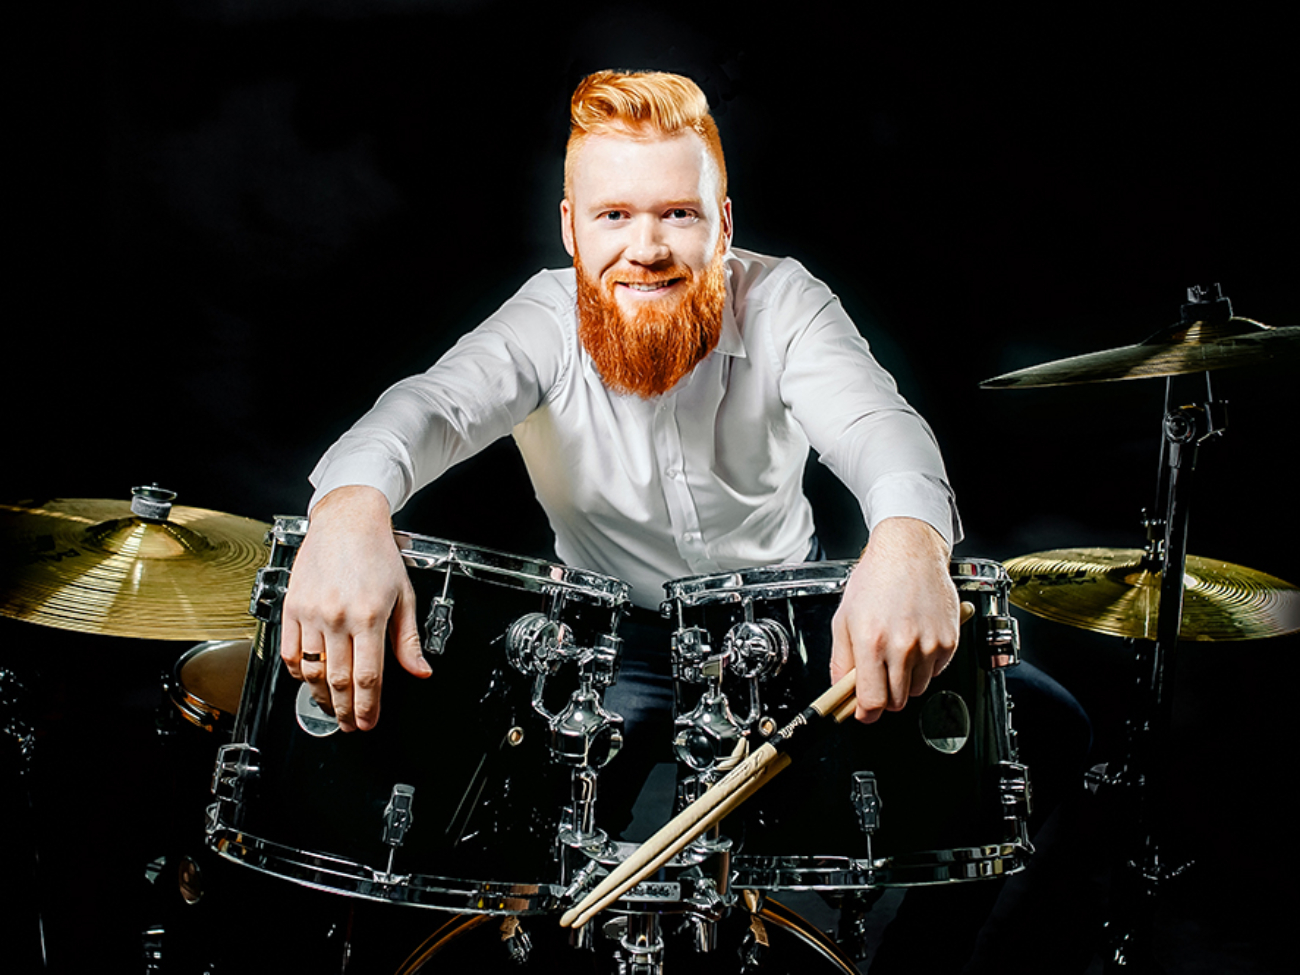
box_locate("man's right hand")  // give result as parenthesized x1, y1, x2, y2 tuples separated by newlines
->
(279, 485, 430, 731)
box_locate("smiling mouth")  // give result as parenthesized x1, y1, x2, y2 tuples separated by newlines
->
(618, 278, 683, 293)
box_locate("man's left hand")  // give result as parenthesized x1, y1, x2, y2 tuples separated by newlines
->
(830, 517, 960, 723)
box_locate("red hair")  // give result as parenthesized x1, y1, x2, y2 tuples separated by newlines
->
(564, 70, 727, 204)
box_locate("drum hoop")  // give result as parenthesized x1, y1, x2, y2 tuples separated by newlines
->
(732, 839, 1031, 890)
(207, 817, 565, 914)
(167, 640, 230, 730)
(268, 516, 630, 606)
(662, 557, 1009, 609)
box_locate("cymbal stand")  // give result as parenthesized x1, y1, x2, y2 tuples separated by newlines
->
(1099, 349, 1227, 971)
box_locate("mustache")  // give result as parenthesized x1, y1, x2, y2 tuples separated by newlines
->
(605, 266, 693, 287)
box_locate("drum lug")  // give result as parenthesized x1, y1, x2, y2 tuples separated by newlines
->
(996, 760, 1033, 823)
(985, 614, 1021, 670)
(211, 742, 260, 803)
(248, 567, 291, 623)
(382, 783, 416, 847)
(422, 596, 454, 655)
(851, 770, 882, 837)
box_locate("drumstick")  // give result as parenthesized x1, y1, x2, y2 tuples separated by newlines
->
(562, 751, 794, 931)
(562, 600, 977, 928)
(560, 670, 857, 929)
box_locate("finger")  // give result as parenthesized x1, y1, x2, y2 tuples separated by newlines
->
(299, 627, 333, 714)
(350, 628, 385, 732)
(280, 616, 304, 680)
(324, 628, 356, 732)
(390, 579, 431, 679)
(854, 658, 889, 724)
(885, 644, 915, 712)
(829, 610, 853, 684)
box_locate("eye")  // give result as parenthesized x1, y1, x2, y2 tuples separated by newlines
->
(600, 210, 626, 222)
(666, 208, 697, 222)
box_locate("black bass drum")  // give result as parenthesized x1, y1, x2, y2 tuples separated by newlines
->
(394, 898, 858, 974)
(662, 557, 1031, 890)
(206, 517, 631, 914)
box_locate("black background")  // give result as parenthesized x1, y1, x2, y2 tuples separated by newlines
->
(5, 2, 1295, 972)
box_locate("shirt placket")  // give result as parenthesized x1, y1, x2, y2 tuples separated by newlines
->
(652, 393, 715, 571)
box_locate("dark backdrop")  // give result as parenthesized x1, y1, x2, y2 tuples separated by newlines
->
(6, 3, 1296, 972)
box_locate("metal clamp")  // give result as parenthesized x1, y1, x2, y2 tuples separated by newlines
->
(211, 743, 260, 803)
(249, 567, 291, 623)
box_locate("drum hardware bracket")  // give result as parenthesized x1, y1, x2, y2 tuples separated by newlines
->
(604, 914, 665, 975)
(211, 742, 260, 803)
(739, 911, 771, 971)
(672, 687, 745, 772)
(249, 567, 291, 623)
(498, 916, 534, 965)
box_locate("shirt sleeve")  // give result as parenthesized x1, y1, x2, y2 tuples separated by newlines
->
(768, 263, 963, 547)
(308, 274, 573, 514)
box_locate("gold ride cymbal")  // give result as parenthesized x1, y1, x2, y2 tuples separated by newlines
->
(981, 317, 1299, 389)
(1004, 548, 1300, 642)
(0, 488, 269, 640)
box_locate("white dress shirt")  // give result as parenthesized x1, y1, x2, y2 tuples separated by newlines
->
(310, 248, 960, 608)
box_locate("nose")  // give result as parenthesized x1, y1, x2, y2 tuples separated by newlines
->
(626, 216, 670, 266)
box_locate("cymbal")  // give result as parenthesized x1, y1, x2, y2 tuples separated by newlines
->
(1003, 547, 1300, 642)
(0, 489, 269, 640)
(981, 317, 1300, 389)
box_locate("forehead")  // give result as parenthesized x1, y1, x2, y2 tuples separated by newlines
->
(568, 130, 720, 209)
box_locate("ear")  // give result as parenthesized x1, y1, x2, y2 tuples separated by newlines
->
(720, 197, 734, 249)
(560, 199, 575, 258)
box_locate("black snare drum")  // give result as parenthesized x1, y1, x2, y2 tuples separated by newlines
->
(662, 558, 1031, 890)
(206, 518, 630, 913)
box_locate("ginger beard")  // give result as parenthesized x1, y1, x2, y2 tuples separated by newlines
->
(575, 237, 727, 399)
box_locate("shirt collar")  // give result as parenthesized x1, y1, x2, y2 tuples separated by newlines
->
(716, 251, 746, 358)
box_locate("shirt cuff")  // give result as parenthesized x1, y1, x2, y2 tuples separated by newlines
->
(307, 451, 408, 517)
(862, 472, 963, 549)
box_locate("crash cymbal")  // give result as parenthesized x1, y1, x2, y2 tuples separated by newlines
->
(1004, 548, 1300, 641)
(981, 317, 1299, 389)
(0, 487, 269, 640)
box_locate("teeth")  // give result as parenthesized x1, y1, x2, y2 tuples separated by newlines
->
(625, 281, 670, 291)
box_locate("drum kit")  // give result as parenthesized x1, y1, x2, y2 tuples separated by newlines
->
(1, 284, 1296, 973)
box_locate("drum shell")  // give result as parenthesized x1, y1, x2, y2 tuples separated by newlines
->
(665, 558, 1028, 889)
(208, 521, 630, 912)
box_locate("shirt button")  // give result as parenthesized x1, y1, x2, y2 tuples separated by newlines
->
(666, 468, 680, 479)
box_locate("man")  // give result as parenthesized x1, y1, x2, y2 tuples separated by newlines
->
(281, 70, 962, 735)
(279, 69, 1092, 973)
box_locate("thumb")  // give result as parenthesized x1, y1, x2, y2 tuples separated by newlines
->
(390, 580, 431, 677)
